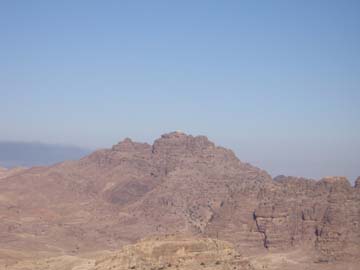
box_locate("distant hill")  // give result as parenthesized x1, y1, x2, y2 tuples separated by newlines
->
(0, 141, 91, 168)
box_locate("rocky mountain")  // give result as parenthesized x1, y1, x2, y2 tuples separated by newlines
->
(0, 132, 359, 270)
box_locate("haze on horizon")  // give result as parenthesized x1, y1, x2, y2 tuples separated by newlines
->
(1, 1, 359, 182)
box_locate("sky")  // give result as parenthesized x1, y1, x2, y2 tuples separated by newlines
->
(1, 1, 359, 182)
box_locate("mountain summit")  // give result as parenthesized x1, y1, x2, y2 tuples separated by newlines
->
(0, 132, 359, 269)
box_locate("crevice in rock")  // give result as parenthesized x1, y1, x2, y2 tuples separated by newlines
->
(253, 211, 269, 249)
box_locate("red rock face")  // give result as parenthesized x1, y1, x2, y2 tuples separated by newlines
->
(0, 132, 358, 263)
(253, 176, 360, 261)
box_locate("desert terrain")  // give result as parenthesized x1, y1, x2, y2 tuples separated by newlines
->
(0, 132, 359, 270)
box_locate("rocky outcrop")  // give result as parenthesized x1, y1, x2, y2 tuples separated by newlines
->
(252, 176, 360, 262)
(314, 177, 360, 262)
(94, 235, 253, 270)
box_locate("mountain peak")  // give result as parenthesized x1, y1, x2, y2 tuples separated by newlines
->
(152, 131, 216, 156)
(1, 132, 359, 268)
(319, 176, 352, 191)
(158, 131, 213, 146)
(160, 131, 188, 139)
(111, 137, 150, 152)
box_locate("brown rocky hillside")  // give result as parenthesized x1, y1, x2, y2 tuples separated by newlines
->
(0, 132, 359, 269)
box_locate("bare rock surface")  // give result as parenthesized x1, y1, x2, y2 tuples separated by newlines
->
(94, 235, 253, 270)
(0, 132, 359, 269)
(253, 175, 360, 261)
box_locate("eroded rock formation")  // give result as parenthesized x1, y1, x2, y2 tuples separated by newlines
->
(0, 132, 358, 269)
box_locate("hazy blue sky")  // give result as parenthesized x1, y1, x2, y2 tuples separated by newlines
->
(1, 1, 359, 181)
